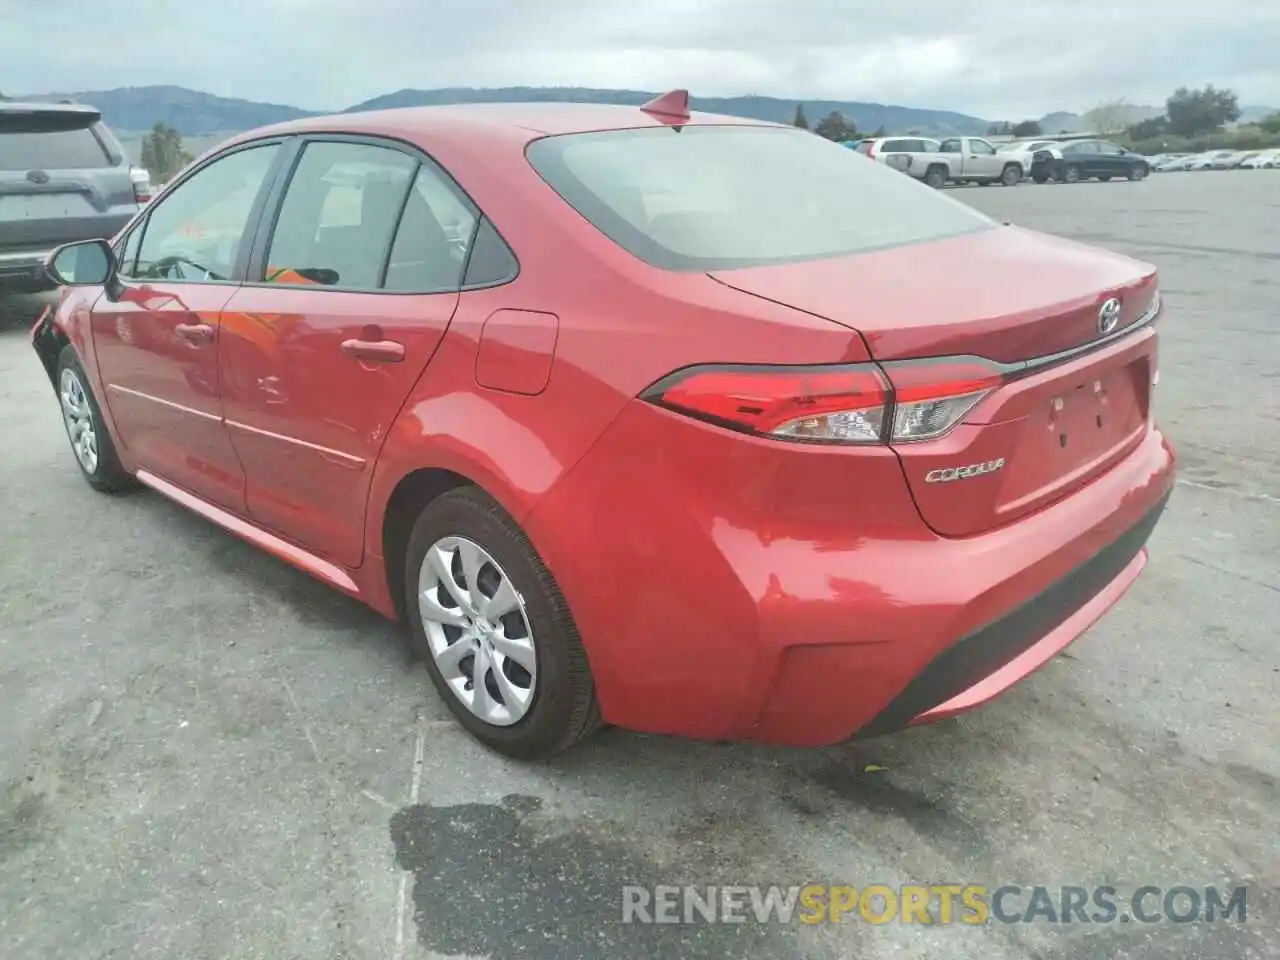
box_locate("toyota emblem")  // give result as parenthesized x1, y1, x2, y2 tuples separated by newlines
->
(1097, 297, 1122, 335)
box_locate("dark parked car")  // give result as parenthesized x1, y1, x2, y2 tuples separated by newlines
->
(0, 102, 150, 292)
(1030, 139, 1150, 184)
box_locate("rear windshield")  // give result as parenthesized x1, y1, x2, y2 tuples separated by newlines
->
(525, 126, 993, 271)
(0, 126, 113, 171)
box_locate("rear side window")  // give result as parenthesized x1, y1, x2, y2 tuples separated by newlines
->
(882, 139, 910, 152)
(526, 126, 993, 271)
(0, 127, 112, 170)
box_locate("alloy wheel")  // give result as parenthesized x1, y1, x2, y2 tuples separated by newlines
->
(417, 535, 537, 725)
(59, 367, 99, 474)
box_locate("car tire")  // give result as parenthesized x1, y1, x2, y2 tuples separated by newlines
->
(1128, 164, 1148, 181)
(1001, 164, 1023, 186)
(924, 165, 947, 189)
(55, 345, 133, 493)
(404, 486, 602, 760)
(1063, 164, 1082, 184)
(1032, 173, 1048, 184)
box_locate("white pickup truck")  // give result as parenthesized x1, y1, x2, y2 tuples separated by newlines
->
(857, 135, 1027, 188)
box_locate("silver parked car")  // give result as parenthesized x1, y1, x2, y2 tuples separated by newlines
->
(0, 101, 149, 292)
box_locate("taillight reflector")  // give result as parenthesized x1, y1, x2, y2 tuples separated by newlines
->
(642, 356, 1006, 445)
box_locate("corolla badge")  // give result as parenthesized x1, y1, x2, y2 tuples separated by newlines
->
(924, 458, 1006, 484)
(1097, 297, 1122, 335)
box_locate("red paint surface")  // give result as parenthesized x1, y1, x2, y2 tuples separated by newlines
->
(40, 102, 1178, 745)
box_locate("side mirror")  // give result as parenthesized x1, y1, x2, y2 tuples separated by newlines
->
(46, 239, 115, 287)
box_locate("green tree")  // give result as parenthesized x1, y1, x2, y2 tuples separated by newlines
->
(1259, 112, 1280, 135)
(1012, 119, 1043, 137)
(140, 122, 190, 182)
(1166, 85, 1240, 137)
(987, 121, 1013, 136)
(1126, 115, 1169, 140)
(792, 104, 809, 130)
(813, 111, 858, 142)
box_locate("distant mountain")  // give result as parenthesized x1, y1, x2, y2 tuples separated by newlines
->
(1238, 104, 1278, 124)
(344, 86, 991, 135)
(1037, 104, 1163, 135)
(15, 83, 991, 137)
(17, 85, 316, 134)
(1037, 111, 1085, 134)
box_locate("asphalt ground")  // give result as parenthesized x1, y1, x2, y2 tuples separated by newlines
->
(1, 170, 1277, 960)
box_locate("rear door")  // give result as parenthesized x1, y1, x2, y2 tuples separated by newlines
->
(217, 137, 475, 567)
(0, 106, 138, 260)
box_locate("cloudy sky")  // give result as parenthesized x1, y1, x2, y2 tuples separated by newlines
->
(2, 0, 1277, 120)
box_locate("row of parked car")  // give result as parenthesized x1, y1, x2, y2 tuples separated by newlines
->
(848, 135, 1280, 186)
(847, 134, 1152, 187)
(1147, 149, 1280, 171)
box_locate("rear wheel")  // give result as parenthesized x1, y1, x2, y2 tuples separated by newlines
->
(1063, 164, 1082, 184)
(924, 165, 947, 189)
(404, 487, 601, 759)
(1001, 164, 1023, 186)
(55, 346, 132, 493)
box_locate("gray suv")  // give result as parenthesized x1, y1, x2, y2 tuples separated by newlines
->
(1, 102, 147, 292)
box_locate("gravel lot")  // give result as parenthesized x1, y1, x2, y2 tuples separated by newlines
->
(1, 172, 1276, 960)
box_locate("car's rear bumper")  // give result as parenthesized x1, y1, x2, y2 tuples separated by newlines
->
(0, 247, 57, 290)
(526, 399, 1177, 746)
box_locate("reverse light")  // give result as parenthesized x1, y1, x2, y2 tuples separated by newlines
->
(641, 356, 1005, 445)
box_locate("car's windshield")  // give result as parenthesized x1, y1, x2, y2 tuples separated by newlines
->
(526, 125, 994, 271)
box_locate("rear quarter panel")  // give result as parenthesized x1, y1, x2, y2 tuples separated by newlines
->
(361, 121, 867, 584)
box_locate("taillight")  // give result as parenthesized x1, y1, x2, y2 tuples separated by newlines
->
(878, 356, 1004, 442)
(130, 167, 152, 204)
(641, 356, 1005, 445)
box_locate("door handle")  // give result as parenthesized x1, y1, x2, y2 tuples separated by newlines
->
(174, 322, 215, 343)
(341, 338, 405, 363)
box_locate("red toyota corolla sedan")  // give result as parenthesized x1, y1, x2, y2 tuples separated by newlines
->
(31, 92, 1176, 758)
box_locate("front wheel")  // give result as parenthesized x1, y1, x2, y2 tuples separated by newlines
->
(405, 487, 601, 759)
(55, 346, 133, 493)
(1001, 164, 1023, 186)
(1128, 164, 1148, 181)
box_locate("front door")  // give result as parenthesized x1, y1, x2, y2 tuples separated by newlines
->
(966, 138, 1002, 178)
(218, 138, 478, 567)
(91, 142, 282, 510)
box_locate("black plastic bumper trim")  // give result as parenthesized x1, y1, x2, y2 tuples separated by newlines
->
(856, 490, 1171, 739)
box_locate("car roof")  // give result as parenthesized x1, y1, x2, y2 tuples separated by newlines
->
(227, 101, 780, 150)
(0, 101, 102, 122)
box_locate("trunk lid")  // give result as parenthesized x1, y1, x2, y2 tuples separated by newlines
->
(0, 105, 136, 251)
(710, 226, 1161, 537)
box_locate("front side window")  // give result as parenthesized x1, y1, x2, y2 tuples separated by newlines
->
(131, 143, 279, 282)
(264, 141, 417, 289)
(526, 126, 994, 272)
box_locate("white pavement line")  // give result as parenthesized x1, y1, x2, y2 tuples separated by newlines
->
(1177, 478, 1280, 504)
(393, 714, 428, 960)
